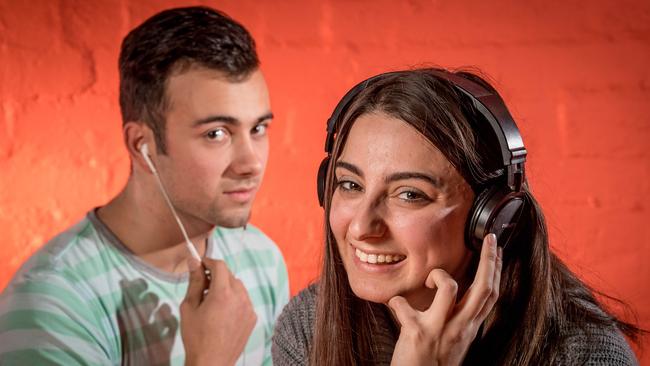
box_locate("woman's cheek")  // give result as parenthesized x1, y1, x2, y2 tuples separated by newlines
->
(329, 195, 343, 228)
(392, 209, 468, 274)
(329, 195, 355, 241)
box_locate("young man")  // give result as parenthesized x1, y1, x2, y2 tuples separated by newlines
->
(0, 6, 288, 365)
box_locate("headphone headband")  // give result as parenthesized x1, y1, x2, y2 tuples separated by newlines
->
(323, 69, 527, 191)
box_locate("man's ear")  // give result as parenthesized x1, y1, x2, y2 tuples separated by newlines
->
(124, 121, 155, 173)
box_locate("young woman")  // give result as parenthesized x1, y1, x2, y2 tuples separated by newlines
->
(272, 68, 641, 365)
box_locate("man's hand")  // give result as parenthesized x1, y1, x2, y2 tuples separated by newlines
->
(388, 233, 503, 366)
(181, 258, 257, 366)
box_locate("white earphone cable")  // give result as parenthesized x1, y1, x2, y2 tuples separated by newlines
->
(141, 144, 201, 261)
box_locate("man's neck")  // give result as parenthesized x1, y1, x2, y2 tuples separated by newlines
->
(96, 181, 213, 274)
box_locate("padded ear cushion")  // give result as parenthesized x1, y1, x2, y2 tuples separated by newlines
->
(317, 157, 330, 207)
(466, 185, 526, 251)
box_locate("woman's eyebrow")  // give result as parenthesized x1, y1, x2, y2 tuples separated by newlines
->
(334, 161, 363, 177)
(335, 161, 441, 188)
(385, 172, 441, 188)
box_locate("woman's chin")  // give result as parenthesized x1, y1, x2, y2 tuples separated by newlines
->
(349, 281, 435, 311)
(349, 283, 395, 304)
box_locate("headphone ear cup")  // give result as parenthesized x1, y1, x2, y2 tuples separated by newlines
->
(317, 157, 330, 207)
(466, 185, 526, 251)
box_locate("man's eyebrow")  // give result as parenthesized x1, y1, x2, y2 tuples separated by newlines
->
(386, 172, 441, 188)
(334, 161, 363, 177)
(192, 112, 274, 127)
(193, 115, 238, 126)
(257, 112, 274, 122)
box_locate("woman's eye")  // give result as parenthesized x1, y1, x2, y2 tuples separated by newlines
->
(337, 180, 362, 192)
(206, 129, 227, 141)
(252, 123, 268, 136)
(396, 190, 429, 202)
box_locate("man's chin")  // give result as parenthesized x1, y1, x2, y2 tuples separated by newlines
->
(212, 209, 252, 228)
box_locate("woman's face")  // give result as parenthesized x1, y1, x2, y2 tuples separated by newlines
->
(329, 111, 476, 311)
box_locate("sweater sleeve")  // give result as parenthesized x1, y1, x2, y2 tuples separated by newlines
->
(272, 284, 318, 366)
(557, 323, 639, 366)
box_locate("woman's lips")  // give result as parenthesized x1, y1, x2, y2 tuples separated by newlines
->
(355, 247, 406, 264)
(349, 243, 407, 273)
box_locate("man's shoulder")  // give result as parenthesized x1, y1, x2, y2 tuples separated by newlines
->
(0, 212, 123, 320)
(6, 216, 101, 286)
(0, 217, 104, 346)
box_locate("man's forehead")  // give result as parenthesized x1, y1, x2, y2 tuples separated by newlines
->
(164, 67, 270, 125)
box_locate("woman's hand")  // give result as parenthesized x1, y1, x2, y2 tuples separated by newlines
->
(388, 233, 502, 366)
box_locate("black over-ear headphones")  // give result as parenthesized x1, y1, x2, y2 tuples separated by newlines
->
(317, 69, 528, 251)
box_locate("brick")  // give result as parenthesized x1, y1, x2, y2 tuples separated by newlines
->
(559, 91, 650, 158)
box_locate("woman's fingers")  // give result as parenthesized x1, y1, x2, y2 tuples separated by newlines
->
(456, 233, 499, 322)
(477, 246, 502, 321)
(423, 268, 458, 335)
(387, 235, 503, 366)
(387, 296, 417, 328)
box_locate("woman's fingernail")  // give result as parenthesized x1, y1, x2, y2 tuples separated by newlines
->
(488, 233, 497, 247)
(497, 246, 503, 260)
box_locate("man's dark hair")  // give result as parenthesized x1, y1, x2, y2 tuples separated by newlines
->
(119, 6, 259, 153)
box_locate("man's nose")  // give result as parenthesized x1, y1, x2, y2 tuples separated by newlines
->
(229, 135, 264, 177)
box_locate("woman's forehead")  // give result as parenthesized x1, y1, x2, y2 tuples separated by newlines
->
(338, 112, 459, 179)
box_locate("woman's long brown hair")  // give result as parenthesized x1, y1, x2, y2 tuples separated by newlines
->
(309, 68, 642, 365)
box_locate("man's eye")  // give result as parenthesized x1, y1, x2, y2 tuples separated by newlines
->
(252, 123, 268, 136)
(206, 129, 227, 141)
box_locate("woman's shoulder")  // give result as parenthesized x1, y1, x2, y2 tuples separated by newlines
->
(557, 321, 638, 365)
(271, 283, 318, 365)
(276, 283, 318, 329)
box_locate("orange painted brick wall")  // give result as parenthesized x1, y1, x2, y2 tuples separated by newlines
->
(1, 0, 648, 360)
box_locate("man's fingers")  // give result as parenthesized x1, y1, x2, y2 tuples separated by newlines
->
(203, 258, 234, 293)
(457, 233, 498, 322)
(183, 257, 206, 308)
(424, 268, 458, 335)
(387, 296, 417, 328)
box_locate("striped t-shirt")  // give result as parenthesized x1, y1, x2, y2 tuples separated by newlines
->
(0, 210, 289, 365)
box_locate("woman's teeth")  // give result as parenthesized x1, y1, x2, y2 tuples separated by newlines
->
(355, 248, 405, 264)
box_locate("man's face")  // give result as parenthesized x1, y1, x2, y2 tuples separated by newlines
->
(154, 66, 271, 229)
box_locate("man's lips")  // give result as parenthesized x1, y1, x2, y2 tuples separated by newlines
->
(223, 187, 257, 202)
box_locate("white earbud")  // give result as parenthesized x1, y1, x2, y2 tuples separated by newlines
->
(140, 143, 158, 174)
(138, 142, 201, 262)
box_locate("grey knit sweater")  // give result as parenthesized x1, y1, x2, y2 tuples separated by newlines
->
(272, 285, 639, 365)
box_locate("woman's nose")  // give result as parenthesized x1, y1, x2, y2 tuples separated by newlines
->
(347, 196, 387, 242)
